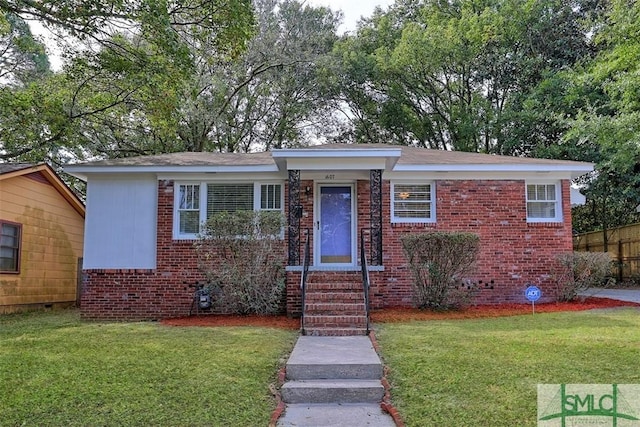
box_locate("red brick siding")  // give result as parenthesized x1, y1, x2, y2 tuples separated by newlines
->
(82, 180, 288, 320)
(285, 179, 315, 317)
(83, 178, 573, 319)
(373, 179, 573, 308)
(81, 181, 208, 320)
(81, 268, 197, 319)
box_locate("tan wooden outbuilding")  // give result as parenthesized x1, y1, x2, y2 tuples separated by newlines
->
(0, 164, 85, 313)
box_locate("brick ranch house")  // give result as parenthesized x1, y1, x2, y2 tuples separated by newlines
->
(66, 144, 592, 327)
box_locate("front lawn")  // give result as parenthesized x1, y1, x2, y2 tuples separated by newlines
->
(0, 309, 297, 426)
(376, 308, 640, 427)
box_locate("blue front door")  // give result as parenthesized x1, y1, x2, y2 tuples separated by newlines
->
(317, 184, 355, 265)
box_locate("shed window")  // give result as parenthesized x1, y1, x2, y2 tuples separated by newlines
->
(0, 221, 21, 273)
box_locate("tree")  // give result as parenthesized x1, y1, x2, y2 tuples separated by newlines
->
(332, 0, 600, 151)
(0, 0, 256, 163)
(0, 74, 75, 164)
(0, 1, 255, 66)
(1, 0, 342, 163)
(563, 0, 640, 235)
(159, 0, 342, 153)
(0, 12, 50, 84)
(566, 112, 640, 237)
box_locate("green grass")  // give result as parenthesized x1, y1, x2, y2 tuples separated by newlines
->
(376, 308, 640, 427)
(0, 309, 297, 426)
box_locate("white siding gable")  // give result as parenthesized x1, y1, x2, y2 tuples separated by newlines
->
(83, 175, 157, 269)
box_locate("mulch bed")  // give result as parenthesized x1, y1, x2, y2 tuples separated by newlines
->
(371, 297, 640, 322)
(162, 314, 300, 329)
(160, 297, 640, 328)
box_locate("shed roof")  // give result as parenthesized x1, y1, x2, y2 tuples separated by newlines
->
(0, 163, 38, 174)
(0, 163, 85, 217)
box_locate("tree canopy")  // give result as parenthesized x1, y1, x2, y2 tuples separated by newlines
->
(561, 0, 640, 233)
(0, 0, 638, 232)
(0, 0, 256, 163)
(331, 0, 602, 153)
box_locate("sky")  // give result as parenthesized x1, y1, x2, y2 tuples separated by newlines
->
(307, 0, 395, 33)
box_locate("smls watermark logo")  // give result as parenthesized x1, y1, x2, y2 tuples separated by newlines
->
(538, 384, 640, 426)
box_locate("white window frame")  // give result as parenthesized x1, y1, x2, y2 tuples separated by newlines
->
(258, 183, 283, 211)
(175, 183, 201, 237)
(526, 181, 562, 223)
(391, 181, 436, 223)
(173, 181, 284, 239)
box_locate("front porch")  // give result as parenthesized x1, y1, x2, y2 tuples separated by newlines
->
(275, 142, 396, 334)
(281, 162, 388, 334)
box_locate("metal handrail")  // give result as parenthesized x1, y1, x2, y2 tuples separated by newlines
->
(360, 228, 371, 335)
(300, 228, 311, 335)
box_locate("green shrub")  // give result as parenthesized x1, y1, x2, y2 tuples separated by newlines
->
(552, 251, 614, 302)
(194, 210, 286, 315)
(401, 232, 480, 310)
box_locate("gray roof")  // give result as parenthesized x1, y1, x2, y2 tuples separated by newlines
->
(67, 144, 592, 168)
(72, 151, 275, 167)
(299, 144, 591, 167)
(64, 144, 593, 180)
(396, 145, 589, 166)
(0, 163, 36, 174)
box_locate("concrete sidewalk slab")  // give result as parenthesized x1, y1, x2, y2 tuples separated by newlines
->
(277, 403, 396, 427)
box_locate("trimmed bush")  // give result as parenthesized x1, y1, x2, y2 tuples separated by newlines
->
(401, 232, 480, 310)
(552, 251, 614, 302)
(194, 210, 286, 315)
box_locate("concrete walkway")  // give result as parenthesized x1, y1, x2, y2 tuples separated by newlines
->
(583, 288, 640, 304)
(277, 336, 396, 427)
(276, 288, 640, 426)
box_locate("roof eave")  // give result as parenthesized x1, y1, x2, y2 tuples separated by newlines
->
(272, 148, 402, 171)
(65, 164, 280, 179)
(393, 163, 594, 177)
(271, 148, 403, 158)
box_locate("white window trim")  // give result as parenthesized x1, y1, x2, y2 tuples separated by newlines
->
(390, 181, 436, 224)
(526, 181, 563, 223)
(173, 181, 284, 239)
(258, 182, 284, 211)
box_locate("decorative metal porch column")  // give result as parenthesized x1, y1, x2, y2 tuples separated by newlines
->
(370, 169, 383, 265)
(288, 169, 301, 265)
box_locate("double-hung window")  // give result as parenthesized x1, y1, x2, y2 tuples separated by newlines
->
(174, 182, 283, 238)
(391, 182, 435, 223)
(0, 221, 21, 273)
(526, 183, 562, 222)
(177, 184, 200, 235)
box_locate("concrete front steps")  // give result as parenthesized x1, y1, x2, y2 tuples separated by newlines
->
(278, 336, 395, 427)
(303, 272, 369, 336)
(282, 379, 384, 404)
